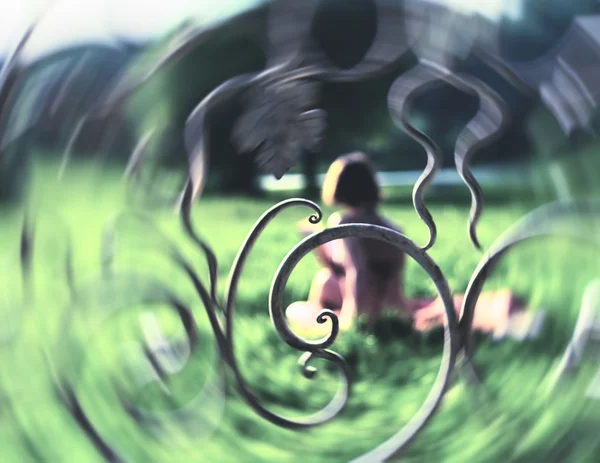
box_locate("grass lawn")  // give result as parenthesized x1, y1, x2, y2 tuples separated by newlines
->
(1, 158, 599, 462)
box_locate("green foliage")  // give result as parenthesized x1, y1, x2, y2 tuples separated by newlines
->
(1, 159, 599, 461)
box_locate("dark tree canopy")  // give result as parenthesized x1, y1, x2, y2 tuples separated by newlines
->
(2, 0, 597, 200)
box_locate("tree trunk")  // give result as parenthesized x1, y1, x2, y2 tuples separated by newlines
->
(302, 150, 319, 199)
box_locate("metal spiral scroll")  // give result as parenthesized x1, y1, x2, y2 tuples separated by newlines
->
(273, 222, 460, 462)
(388, 61, 509, 251)
(180, 195, 459, 454)
(388, 64, 443, 251)
(5, 1, 599, 461)
(221, 198, 353, 428)
(36, 195, 459, 459)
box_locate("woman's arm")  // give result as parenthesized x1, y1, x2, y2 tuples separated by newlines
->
(299, 213, 343, 269)
(298, 221, 331, 267)
(395, 252, 410, 310)
(380, 217, 410, 311)
(339, 235, 370, 324)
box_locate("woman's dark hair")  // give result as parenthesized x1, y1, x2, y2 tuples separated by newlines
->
(322, 152, 381, 207)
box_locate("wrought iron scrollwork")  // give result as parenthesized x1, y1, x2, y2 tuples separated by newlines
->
(44, 192, 464, 460)
(166, 1, 599, 457)
(272, 222, 459, 461)
(388, 60, 509, 251)
(4, 0, 600, 461)
(221, 199, 353, 429)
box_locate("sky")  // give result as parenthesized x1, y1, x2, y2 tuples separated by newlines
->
(0, 0, 522, 64)
(0, 0, 262, 63)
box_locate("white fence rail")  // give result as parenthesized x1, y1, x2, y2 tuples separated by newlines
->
(258, 164, 531, 192)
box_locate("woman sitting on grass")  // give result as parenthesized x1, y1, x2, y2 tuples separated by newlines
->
(286, 152, 544, 339)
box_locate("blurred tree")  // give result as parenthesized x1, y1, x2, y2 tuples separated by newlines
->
(301, 149, 319, 198)
(0, 135, 31, 204)
(0, 44, 138, 167)
(4, 0, 597, 201)
(123, 8, 267, 195)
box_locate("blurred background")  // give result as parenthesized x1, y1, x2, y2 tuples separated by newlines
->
(1, 0, 600, 461)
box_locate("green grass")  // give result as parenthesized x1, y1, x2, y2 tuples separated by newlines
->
(1, 158, 600, 462)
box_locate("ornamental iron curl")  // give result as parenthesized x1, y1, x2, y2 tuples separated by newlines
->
(178, 0, 519, 250)
(172, 2, 600, 457)
(4, 1, 600, 461)
(271, 222, 459, 461)
(387, 60, 509, 251)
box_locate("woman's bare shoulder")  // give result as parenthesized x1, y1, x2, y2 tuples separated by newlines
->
(379, 216, 403, 233)
(333, 213, 366, 227)
(328, 211, 403, 232)
(327, 212, 344, 227)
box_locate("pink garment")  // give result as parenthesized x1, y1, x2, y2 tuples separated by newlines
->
(409, 289, 518, 333)
(286, 289, 523, 336)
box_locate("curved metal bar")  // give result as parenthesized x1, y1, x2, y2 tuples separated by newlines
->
(180, 0, 427, 205)
(460, 200, 600, 358)
(268, 223, 458, 460)
(183, 68, 277, 201)
(267, 0, 420, 83)
(221, 208, 459, 435)
(267, 0, 320, 67)
(389, 59, 510, 251)
(451, 74, 509, 251)
(474, 48, 539, 99)
(476, 14, 600, 137)
(271, 223, 459, 345)
(225, 198, 323, 345)
(0, 4, 52, 150)
(478, 16, 593, 93)
(2, 206, 75, 347)
(317, 0, 421, 82)
(180, 182, 222, 313)
(117, 297, 227, 445)
(19, 210, 34, 289)
(123, 128, 156, 180)
(222, 198, 350, 429)
(98, 31, 207, 111)
(118, 363, 227, 445)
(0, 214, 33, 347)
(405, 4, 473, 73)
(388, 64, 445, 250)
(57, 115, 88, 179)
(96, 209, 228, 366)
(55, 382, 125, 463)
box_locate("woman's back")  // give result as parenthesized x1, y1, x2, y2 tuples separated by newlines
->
(330, 209, 407, 315)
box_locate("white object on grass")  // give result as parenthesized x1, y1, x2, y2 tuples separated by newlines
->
(492, 309, 547, 342)
(561, 280, 600, 371)
(124, 312, 191, 395)
(586, 366, 600, 399)
(548, 279, 600, 398)
(140, 312, 189, 376)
